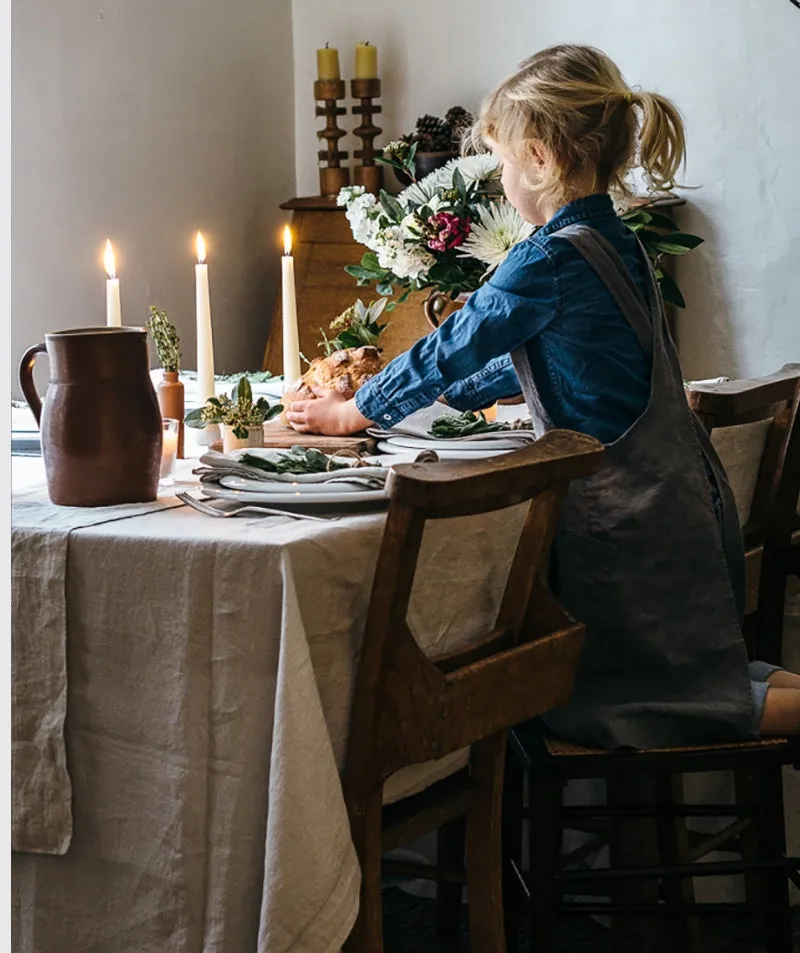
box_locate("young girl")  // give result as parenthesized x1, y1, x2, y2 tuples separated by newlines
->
(286, 44, 800, 749)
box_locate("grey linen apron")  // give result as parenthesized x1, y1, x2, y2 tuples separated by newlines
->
(511, 223, 755, 750)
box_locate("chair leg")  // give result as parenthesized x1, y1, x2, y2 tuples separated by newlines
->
(502, 748, 524, 953)
(755, 557, 789, 666)
(656, 772, 702, 953)
(345, 787, 385, 953)
(752, 763, 794, 953)
(466, 733, 507, 953)
(526, 776, 563, 953)
(437, 817, 466, 950)
(607, 775, 662, 953)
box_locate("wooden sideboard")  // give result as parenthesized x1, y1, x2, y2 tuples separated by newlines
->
(261, 196, 433, 374)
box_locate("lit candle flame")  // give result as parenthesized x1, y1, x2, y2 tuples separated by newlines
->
(283, 225, 292, 256)
(104, 239, 117, 279)
(196, 231, 206, 264)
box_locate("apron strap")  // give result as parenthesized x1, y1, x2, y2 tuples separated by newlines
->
(553, 223, 655, 359)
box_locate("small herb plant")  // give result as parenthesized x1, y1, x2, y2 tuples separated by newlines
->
(428, 410, 533, 438)
(319, 297, 389, 357)
(619, 203, 704, 308)
(145, 306, 181, 372)
(185, 376, 282, 439)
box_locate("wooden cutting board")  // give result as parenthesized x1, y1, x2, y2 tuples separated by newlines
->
(209, 422, 377, 456)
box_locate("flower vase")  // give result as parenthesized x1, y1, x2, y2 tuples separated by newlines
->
(156, 371, 185, 458)
(423, 291, 471, 331)
(221, 424, 265, 454)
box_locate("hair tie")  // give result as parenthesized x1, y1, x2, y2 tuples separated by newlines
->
(623, 91, 634, 105)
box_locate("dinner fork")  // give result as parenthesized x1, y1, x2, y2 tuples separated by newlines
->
(175, 491, 337, 522)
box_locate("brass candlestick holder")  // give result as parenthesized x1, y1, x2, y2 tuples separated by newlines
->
(351, 78, 383, 195)
(314, 79, 350, 198)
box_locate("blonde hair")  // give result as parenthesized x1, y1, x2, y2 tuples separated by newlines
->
(474, 44, 686, 208)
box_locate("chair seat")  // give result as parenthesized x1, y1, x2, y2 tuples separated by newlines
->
(511, 721, 800, 779)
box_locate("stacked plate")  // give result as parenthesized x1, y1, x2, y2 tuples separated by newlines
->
(198, 449, 388, 507)
(365, 404, 535, 465)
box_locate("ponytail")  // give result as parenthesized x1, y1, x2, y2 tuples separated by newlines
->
(633, 90, 686, 194)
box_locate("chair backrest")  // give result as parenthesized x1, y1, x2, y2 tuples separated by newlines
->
(343, 429, 604, 806)
(686, 364, 800, 551)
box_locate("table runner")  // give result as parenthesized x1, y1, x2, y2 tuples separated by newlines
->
(11, 484, 183, 855)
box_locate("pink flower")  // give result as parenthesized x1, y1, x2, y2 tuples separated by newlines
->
(426, 211, 471, 252)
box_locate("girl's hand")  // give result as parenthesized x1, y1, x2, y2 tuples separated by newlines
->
(285, 387, 374, 436)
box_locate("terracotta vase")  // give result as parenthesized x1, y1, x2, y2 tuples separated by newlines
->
(18, 327, 162, 506)
(157, 371, 185, 458)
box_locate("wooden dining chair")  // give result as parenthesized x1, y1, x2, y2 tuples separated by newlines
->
(688, 364, 800, 664)
(504, 366, 800, 953)
(341, 430, 605, 953)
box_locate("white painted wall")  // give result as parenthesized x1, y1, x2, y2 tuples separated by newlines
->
(291, 0, 800, 379)
(12, 0, 294, 396)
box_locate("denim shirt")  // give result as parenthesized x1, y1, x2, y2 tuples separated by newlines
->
(355, 193, 652, 444)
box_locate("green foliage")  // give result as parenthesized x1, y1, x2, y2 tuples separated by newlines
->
(319, 297, 389, 356)
(185, 376, 282, 439)
(145, 306, 181, 372)
(238, 446, 351, 474)
(429, 410, 533, 438)
(620, 204, 705, 309)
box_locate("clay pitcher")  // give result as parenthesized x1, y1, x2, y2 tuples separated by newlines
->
(18, 327, 162, 506)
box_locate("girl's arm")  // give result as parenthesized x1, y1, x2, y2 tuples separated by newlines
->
(286, 241, 555, 435)
(442, 355, 521, 411)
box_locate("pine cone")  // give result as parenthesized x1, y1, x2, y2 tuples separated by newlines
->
(444, 106, 475, 146)
(415, 114, 454, 153)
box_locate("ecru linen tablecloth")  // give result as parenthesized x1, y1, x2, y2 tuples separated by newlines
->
(11, 469, 182, 856)
(12, 463, 526, 953)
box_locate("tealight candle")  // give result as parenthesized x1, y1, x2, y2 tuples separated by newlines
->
(104, 240, 122, 327)
(160, 418, 179, 484)
(316, 43, 340, 80)
(354, 41, 378, 79)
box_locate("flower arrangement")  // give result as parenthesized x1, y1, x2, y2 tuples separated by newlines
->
(185, 376, 282, 440)
(318, 297, 389, 357)
(380, 107, 476, 182)
(145, 306, 181, 372)
(340, 154, 704, 310)
(339, 154, 533, 307)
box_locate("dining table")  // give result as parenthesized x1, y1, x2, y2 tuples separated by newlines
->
(11, 401, 800, 953)
(11, 435, 531, 953)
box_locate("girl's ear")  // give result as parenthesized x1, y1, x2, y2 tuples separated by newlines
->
(525, 139, 548, 169)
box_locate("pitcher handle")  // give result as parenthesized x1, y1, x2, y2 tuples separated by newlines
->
(423, 290, 450, 330)
(19, 343, 47, 426)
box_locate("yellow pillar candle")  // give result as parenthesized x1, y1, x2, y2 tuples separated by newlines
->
(316, 44, 340, 80)
(354, 41, 378, 79)
(103, 240, 122, 327)
(281, 226, 302, 392)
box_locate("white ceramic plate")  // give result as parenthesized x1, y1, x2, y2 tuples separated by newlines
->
(219, 474, 385, 494)
(375, 441, 515, 461)
(202, 483, 387, 506)
(380, 434, 529, 452)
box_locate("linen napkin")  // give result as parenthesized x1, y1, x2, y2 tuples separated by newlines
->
(194, 449, 387, 489)
(368, 403, 537, 444)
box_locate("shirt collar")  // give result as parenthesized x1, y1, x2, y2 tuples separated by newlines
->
(535, 193, 616, 238)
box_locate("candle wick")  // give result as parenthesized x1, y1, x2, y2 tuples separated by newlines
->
(325, 41, 329, 48)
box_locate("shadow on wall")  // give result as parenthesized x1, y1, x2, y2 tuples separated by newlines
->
(672, 201, 738, 381)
